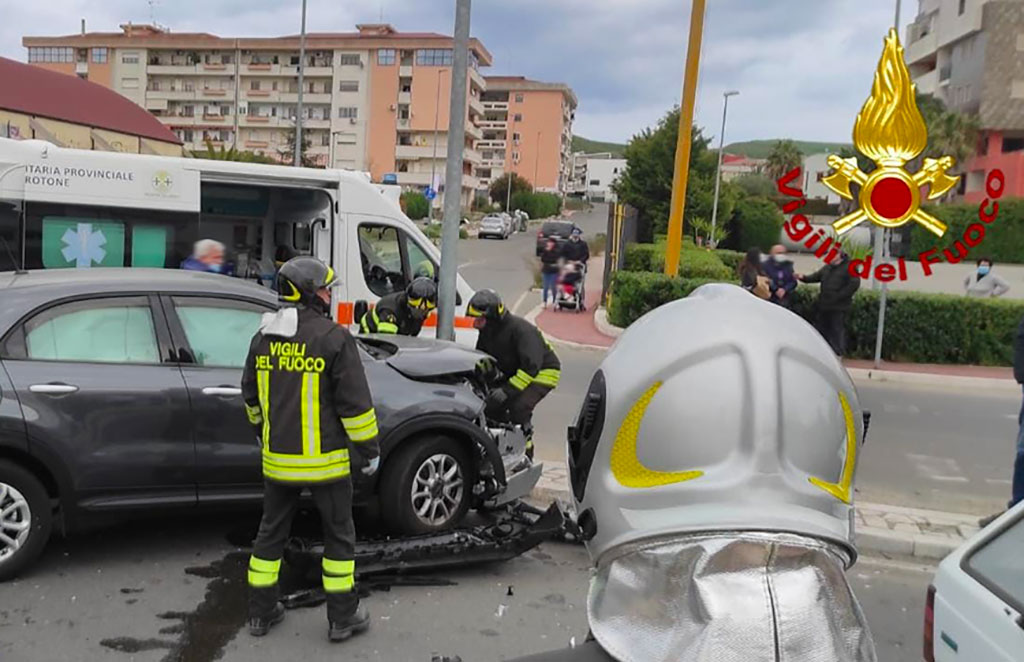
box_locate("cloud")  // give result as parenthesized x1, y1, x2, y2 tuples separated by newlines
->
(1, 0, 917, 145)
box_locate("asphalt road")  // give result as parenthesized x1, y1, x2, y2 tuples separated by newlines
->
(0, 511, 934, 662)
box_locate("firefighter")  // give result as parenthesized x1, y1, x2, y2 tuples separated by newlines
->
(242, 256, 381, 643)
(466, 289, 560, 436)
(359, 277, 438, 336)
(510, 283, 877, 662)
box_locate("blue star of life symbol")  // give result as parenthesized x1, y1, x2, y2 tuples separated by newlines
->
(61, 223, 107, 268)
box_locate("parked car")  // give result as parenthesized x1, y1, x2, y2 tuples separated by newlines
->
(479, 215, 511, 240)
(0, 269, 541, 580)
(536, 221, 580, 256)
(925, 500, 1024, 661)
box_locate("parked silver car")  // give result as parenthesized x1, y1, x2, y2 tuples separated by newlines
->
(479, 215, 511, 240)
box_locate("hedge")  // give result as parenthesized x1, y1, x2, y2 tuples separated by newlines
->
(511, 191, 563, 220)
(607, 271, 1024, 365)
(401, 191, 429, 220)
(623, 242, 733, 280)
(714, 249, 744, 272)
(909, 199, 1024, 264)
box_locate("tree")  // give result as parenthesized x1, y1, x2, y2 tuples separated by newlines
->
(191, 140, 278, 164)
(489, 173, 533, 210)
(733, 173, 777, 199)
(727, 197, 784, 252)
(278, 125, 318, 168)
(765, 139, 803, 180)
(400, 191, 429, 220)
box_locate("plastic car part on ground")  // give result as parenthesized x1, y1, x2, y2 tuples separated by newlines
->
(278, 500, 578, 609)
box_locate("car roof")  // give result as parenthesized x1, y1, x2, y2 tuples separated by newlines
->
(0, 269, 278, 332)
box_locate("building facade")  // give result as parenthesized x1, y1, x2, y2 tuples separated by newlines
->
(719, 154, 766, 182)
(802, 153, 841, 204)
(478, 76, 577, 193)
(568, 153, 625, 202)
(905, 0, 1024, 201)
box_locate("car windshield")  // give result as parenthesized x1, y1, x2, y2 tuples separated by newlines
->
(963, 509, 1024, 613)
(483, 218, 503, 225)
(542, 222, 573, 237)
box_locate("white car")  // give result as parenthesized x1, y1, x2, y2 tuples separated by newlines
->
(479, 215, 510, 240)
(926, 500, 1024, 661)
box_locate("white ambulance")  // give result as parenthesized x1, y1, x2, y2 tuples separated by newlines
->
(0, 138, 478, 339)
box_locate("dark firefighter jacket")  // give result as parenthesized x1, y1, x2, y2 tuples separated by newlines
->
(242, 306, 380, 484)
(360, 292, 423, 336)
(477, 313, 561, 393)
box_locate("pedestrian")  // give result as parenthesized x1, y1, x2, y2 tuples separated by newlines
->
(242, 256, 380, 642)
(798, 251, 861, 356)
(763, 244, 798, 308)
(539, 238, 561, 308)
(980, 313, 1024, 527)
(467, 289, 560, 456)
(738, 248, 771, 300)
(359, 277, 437, 336)
(508, 284, 876, 662)
(964, 257, 1010, 298)
(561, 227, 590, 266)
(181, 239, 226, 273)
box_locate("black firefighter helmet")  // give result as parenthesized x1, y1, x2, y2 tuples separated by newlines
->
(466, 289, 506, 321)
(276, 256, 336, 311)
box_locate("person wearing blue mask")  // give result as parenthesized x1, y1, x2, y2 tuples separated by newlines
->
(181, 239, 227, 274)
(964, 257, 1009, 298)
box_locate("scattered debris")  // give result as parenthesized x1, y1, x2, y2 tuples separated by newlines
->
(495, 604, 508, 619)
(99, 638, 174, 654)
(506, 586, 514, 597)
(119, 588, 145, 595)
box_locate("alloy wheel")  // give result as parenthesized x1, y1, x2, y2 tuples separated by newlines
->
(410, 454, 465, 527)
(0, 482, 31, 564)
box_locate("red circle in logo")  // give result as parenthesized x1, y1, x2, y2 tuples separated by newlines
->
(870, 177, 914, 219)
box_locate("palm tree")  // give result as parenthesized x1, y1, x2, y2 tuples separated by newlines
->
(765, 139, 803, 180)
(191, 140, 278, 164)
(925, 109, 980, 168)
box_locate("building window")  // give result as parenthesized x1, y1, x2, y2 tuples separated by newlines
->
(91, 48, 108, 63)
(220, 105, 231, 116)
(321, 134, 330, 147)
(182, 105, 195, 117)
(121, 77, 139, 89)
(290, 55, 300, 65)
(415, 49, 453, 66)
(958, 0, 966, 15)
(512, 132, 521, 142)
(589, 179, 601, 186)
(1002, 136, 1024, 153)
(272, 81, 278, 91)
(339, 80, 359, 92)
(338, 107, 358, 119)
(513, 113, 523, 122)
(515, 94, 524, 103)
(250, 80, 261, 91)
(378, 49, 396, 66)
(339, 54, 362, 66)
(121, 52, 140, 64)
(27, 46, 74, 63)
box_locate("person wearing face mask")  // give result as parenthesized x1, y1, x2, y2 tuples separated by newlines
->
(359, 277, 438, 336)
(797, 251, 860, 356)
(964, 258, 1009, 298)
(181, 239, 227, 274)
(762, 244, 798, 308)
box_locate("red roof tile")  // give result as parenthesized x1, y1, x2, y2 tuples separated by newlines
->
(0, 57, 180, 145)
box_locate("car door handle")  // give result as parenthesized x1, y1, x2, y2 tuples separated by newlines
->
(202, 386, 242, 397)
(29, 383, 79, 394)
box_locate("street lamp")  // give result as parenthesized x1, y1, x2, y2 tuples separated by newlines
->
(293, 0, 308, 167)
(710, 89, 739, 246)
(430, 68, 449, 216)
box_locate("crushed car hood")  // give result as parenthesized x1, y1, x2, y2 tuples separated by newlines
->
(364, 335, 489, 379)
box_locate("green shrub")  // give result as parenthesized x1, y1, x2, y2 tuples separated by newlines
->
(401, 191, 429, 220)
(714, 249, 744, 272)
(510, 191, 562, 220)
(728, 197, 784, 252)
(622, 242, 732, 280)
(909, 199, 1024, 264)
(607, 271, 1024, 365)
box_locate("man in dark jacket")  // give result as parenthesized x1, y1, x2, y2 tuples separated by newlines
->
(561, 228, 590, 265)
(798, 252, 860, 355)
(763, 244, 798, 309)
(359, 278, 437, 336)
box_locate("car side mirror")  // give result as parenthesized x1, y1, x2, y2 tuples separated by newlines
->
(354, 300, 369, 324)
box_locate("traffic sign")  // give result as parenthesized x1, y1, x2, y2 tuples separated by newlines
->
(424, 187, 437, 201)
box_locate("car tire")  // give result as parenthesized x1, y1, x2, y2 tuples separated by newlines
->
(379, 435, 474, 535)
(0, 461, 52, 582)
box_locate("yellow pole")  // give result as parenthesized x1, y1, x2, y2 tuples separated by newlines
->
(664, 0, 708, 277)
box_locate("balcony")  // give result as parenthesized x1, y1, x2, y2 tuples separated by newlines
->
(202, 114, 228, 123)
(304, 118, 331, 129)
(397, 118, 412, 131)
(469, 66, 485, 92)
(399, 65, 413, 77)
(396, 172, 432, 187)
(479, 120, 507, 131)
(469, 96, 485, 117)
(915, 68, 939, 96)
(147, 63, 200, 75)
(465, 122, 483, 141)
(483, 101, 509, 112)
(281, 65, 333, 77)
(241, 116, 281, 128)
(200, 88, 231, 98)
(160, 116, 197, 126)
(145, 98, 169, 111)
(148, 89, 197, 101)
(396, 145, 442, 160)
(246, 89, 278, 100)
(245, 140, 270, 149)
(244, 63, 280, 75)
(280, 92, 332, 104)
(464, 148, 483, 165)
(398, 91, 412, 105)
(475, 139, 506, 150)
(202, 63, 232, 74)
(905, 27, 938, 66)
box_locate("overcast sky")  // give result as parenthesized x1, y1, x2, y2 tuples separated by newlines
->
(1, 0, 917, 146)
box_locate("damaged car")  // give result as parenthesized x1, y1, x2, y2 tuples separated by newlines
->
(0, 269, 542, 580)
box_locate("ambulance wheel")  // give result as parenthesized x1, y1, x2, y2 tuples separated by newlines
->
(380, 435, 474, 535)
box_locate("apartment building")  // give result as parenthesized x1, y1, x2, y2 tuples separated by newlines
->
(567, 152, 625, 202)
(905, 0, 1024, 200)
(23, 22, 492, 206)
(478, 76, 577, 193)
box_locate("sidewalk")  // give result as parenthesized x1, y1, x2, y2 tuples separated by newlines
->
(529, 462, 982, 562)
(531, 256, 615, 349)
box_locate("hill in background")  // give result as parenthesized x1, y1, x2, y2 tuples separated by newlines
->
(572, 136, 627, 156)
(724, 139, 852, 158)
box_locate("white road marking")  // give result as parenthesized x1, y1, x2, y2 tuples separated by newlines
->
(985, 478, 1012, 486)
(907, 453, 969, 484)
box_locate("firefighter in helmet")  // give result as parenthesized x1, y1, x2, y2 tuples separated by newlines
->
(466, 289, 560, 439)
(510, 283, 877, 662)
(242, 256, 380, 643)
(360, 277, 438, 336)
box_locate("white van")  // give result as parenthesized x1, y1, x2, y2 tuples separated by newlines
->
(0, 139, 477, 340)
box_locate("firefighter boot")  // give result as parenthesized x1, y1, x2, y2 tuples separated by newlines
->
(248, 602, 285, 637)
(328, 606, 371, 642)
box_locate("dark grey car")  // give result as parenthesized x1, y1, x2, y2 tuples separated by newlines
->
(0, 269, 540, 580)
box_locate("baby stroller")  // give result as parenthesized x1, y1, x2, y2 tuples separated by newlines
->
(555, 261, 586, 313)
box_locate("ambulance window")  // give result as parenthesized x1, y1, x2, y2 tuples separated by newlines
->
(358, 224, 406, 296)
(404, 237, 436, 282)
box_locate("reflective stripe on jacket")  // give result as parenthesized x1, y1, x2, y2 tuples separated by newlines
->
(359, 291, 423, 336)
(476, 313, 561, 393)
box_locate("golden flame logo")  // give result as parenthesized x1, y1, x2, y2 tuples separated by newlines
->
(824, 28, 959, 237)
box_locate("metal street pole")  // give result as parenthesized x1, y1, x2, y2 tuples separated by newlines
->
(293, 0, 307, 167)
(664, 0, 707, 276)
(437, 0, 471, 341)
(710, 90, 739, 247)
(430, 69, 448, 218)
(505, 114, 515, 212)
(874, 0, 900, 367)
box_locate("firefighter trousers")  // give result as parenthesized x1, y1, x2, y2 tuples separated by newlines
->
(486, 383, 553, 426)
(248, 478, 358, 624)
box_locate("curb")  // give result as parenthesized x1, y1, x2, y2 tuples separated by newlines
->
(527, 303, 613, 353)
(593, 307, 623, 340)
(844, 367, 1018, 392)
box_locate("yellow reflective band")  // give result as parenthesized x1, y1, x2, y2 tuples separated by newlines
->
(257, 370, 271, 447)
(262, 450, 349, 469)
(509, 369, 533, 391)
(322, 574, 354, 593)
(249, 556, 281, 573)
(534, 369, 561, 387)
(263, 464, 351, 483)
(248, 556, 281, 588)
(281, 280, 302, 302)
(408, 297, 423, 308)
(360, 316, 370, 333)
(248, 569, 278, 587)
(809, 392, 858, 504)
(342, 409, 376, 429)
(324, 266, 335, 287)
(245, 404, 263, 425)
(300, 372, 322, 457)
(377, 322, 399, 334)
(345, 421, 379, 442)
(610, 381, 704, 489)
(322, 558, 355, 576)
(466, 305, 482, 317)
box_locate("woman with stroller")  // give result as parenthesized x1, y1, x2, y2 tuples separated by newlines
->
(539, 238, 562, 309)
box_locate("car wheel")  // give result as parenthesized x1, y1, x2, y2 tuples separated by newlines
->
(379, 435, 474, 535)
(0, 461, 52, 582)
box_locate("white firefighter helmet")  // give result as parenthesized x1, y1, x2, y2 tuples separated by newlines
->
(567, 283, 866, 565)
